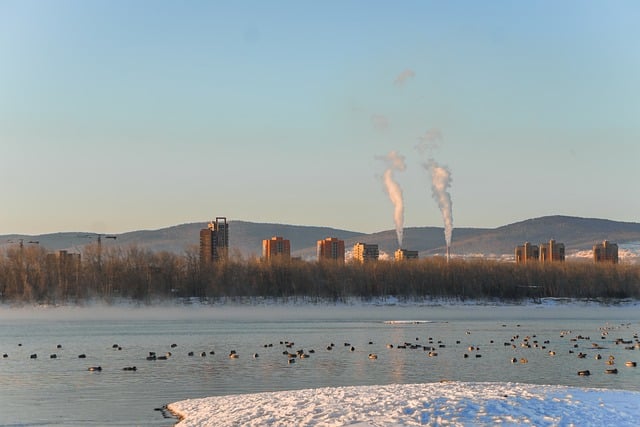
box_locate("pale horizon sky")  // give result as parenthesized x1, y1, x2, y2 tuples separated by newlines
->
(2, 1, 639, 235)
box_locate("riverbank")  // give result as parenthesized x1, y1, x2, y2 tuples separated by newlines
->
(168, 381, 640, 426)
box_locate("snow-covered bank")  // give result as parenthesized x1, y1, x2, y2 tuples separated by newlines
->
(168, 381, 640, 427)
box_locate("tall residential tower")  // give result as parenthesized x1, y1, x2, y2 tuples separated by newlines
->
(200, 217, 229, 265)
(317, 237, 345, 263)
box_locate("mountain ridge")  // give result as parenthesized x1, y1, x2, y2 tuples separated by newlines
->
(1, 216, 639, 260)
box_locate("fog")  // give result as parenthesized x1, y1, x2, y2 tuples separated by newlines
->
(2, 298, 640, 323)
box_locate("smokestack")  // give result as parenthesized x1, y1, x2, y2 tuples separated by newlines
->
(379, 151, 406, 248)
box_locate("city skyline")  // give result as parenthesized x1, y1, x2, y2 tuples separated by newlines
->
(2, 1, 639, 235)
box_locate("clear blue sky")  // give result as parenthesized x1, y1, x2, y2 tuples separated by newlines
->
(1, 0, 639, 235)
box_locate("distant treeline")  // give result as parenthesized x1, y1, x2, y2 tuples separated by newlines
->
(0, 244, 639, 304)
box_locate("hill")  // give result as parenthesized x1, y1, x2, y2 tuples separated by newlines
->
(1, 216, 639, 261)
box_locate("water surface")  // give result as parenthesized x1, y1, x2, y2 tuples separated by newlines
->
(1, 303, 639, 426)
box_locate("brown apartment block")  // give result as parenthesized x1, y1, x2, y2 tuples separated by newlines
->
(262, 236, 291, 260)
(317, 237, 345, 262)
(515, 242, 539, 264)
(200, 217, 229, 265)
(516, 240, 565, 264)
(394, 249, 419, 261)
(353, 243, 379, 263)
(539, 239, 565, 262)
(593, 240, 619, 264)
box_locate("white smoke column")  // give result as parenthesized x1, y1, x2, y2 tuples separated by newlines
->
(380, 151, 406, 248)
(394, 68, 415, 86)
(425, 159, 453, 247)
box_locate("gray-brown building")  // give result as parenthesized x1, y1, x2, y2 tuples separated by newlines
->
(262, 236, 291, 261)
(539, 239, 565, 262)
(353, 243, 379, 263)
(593, 240, 618, 264)
(317, 237, 345, 263)
(515, 242, 539, 264)
(394, 249, 419, 261)
(200, 217, 229, 265)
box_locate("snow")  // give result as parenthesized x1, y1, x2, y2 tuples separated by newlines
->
(168, 381, 640, 426)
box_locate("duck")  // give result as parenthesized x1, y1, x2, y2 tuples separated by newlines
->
(577, 370, 590, 376)
(625, 361, 636, 367)
(368, 353, 378, 360)
(88, 366, 102, 372)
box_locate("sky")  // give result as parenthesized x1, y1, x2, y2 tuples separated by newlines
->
(1, 1, 639, 235)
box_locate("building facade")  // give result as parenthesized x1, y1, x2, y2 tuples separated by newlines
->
(515, 242, 540, 264)
(199, 217, 229, 265)
(539, 239, 565, 262)
(394, 249, 419, 261)
(317, 237, 345, 262)
(262, 236, 291, 260)
(516, 240, 566, 264)
(593, 240, 619, 264)
(353, 243, 379, 263)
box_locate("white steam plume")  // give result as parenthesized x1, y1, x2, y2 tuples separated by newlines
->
(378, 151, 406, 248)
(424, 159, 453, 248)
(371, 113, 390, 132)
(394, 69, 415, 87)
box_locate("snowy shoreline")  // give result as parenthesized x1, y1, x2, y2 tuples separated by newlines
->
(167, 381, 640, 427)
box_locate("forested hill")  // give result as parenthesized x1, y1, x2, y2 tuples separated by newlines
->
(2, 216, 639, 259)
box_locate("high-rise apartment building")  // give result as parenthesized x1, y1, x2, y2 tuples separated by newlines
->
(539, 239, 565, 262)
(394, 249, 419, 261)
(317, 237, 345, 262)
(200, 217, 229, 265)
(353, 243, 379, 263)
(593, 240, 618, 264)
(262, 236, 291, 260)
(516, 240, 565, 264)
(515, 242, 539, 264)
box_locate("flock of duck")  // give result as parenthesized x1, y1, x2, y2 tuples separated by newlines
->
(2, 322, 638, 381)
